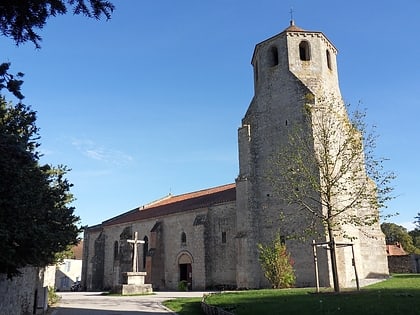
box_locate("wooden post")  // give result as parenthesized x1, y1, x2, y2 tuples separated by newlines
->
(312, 240, 320, 293)
(351, 244, 360, 291)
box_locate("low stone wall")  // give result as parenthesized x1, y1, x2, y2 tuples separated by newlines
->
(387, 254, 420, 273)
(0, 267, 46, 315)
(201, 294, 234, 315)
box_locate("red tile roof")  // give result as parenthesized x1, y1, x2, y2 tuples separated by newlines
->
(386, 243, 408, 256)
(101, 183, 236, 227)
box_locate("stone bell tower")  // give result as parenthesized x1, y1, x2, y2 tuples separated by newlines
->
(235, 21, 388, 289)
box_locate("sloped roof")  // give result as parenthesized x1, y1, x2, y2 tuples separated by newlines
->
(101, 183, 236, 227)
(386, 243, 408, 256)
(71, 241, 84, 260)
(283, 20, 305, 32)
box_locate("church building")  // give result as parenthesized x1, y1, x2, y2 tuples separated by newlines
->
(81, 22, 389, 291)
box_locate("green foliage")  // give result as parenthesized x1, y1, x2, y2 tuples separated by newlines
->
(0, 79, 81, 277)
(0, 0, 110, 279)
(178, 280, 188, 291)
(0, 63, 25, 100)
(381, 222, 418, 253)
(271, 97, 394, 241)
(0, 0, 114, 48)
(47, 286, 61, 306)
(415, 212, 420, 229)
(54, 245, 78, 263)
(270, 96, 395, 292)
(195, 274, 420, 315)
(409, 229, 420, 250)
(257, 234, 296, 289)
(408, 213, 420, 253)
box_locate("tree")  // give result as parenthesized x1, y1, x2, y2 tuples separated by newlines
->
(0, 0, 114, 279)
(0, 63, 25, 100)
(270, 95, 394, 292)
(414, 212, 420, 229)
(0, 0, 115, 277)
(409, 230, 420, 251)
(381, 222, 417, 253)
(258, 234, 296, 289)
(0, 68, 80, 277)
(408, 213, 420, 252)
(0, 0, 114, 48)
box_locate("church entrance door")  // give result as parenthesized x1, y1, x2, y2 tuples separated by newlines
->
(178, 253, 192, 290)
(179, 263, 192, 290)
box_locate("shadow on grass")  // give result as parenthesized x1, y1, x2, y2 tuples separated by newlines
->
(163, 297, 203, 315)
(203, 275, 420, 315)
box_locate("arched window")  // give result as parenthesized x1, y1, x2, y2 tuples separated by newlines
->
(268, 46, 279, 66)
(326, 49, 332, 70)
(299, 41, 310, 61)
(143, 236, 148, 269)
(113, 241, 119, 260)
(181, 232, 187, 245)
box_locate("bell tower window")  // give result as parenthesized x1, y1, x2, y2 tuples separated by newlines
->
(326, 49, 332, 70)
(299, 41, 310, 61)
(268, 46, 279, 66)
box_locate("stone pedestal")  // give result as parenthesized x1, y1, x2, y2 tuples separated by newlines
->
(113, 272, 153, 295)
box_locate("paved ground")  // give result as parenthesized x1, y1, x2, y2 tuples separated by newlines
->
(50, 291, 209, 315)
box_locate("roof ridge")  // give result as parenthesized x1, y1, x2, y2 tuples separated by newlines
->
(139, 194, 173, 210)
(100, 183, 237, 227)
(143, 183, 236, 209)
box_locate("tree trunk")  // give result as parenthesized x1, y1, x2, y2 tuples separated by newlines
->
(328, 225, 340, 292)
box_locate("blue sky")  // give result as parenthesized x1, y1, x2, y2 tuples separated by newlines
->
(1, 1, 419, 230)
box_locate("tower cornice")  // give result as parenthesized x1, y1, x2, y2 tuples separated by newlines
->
(251, 23, 338, 65)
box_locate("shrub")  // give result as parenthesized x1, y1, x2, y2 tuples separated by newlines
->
(48, 286, 61, 306)
(258, 234, 296, 288)
(178, 280, 188, 291)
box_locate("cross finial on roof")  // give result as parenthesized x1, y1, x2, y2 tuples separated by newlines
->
(289, 7, 295, 26)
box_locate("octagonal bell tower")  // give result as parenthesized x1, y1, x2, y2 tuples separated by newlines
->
(235, 21, 388, 289)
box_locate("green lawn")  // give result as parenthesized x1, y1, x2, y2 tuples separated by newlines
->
(163, 274, 420, 315)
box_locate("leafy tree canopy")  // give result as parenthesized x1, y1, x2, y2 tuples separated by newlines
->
(415, 212, 420, 230)
(0, 0, 115, 48)
(0, 65, 80, 277)
(271, 96, 394, 241)
(408, 212, 420, 251)
(380, 222, 417, 253)
(270, 95, 395, 292)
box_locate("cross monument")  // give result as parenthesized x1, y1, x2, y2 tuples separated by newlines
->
(127, 232, 145, 272)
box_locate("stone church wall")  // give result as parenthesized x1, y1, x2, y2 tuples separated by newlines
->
(101, 221, 157, 290)
(82, 227, 102, 291)
(84, 205, 227, 291)
(161, 208, 208, 290)
(205, 201, 237, 289)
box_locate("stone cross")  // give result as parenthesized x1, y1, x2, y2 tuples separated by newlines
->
(127, 232, 145, 272)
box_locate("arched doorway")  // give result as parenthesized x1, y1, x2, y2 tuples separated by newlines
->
(178, 252, 193, 290)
